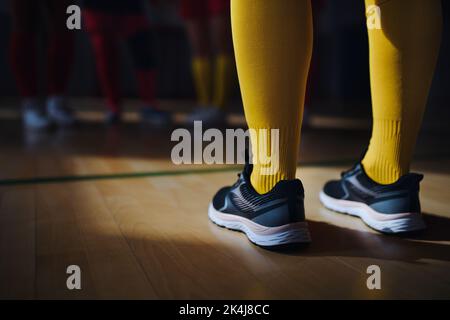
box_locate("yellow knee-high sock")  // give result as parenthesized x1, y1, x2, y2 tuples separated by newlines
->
(232, 0, 313, 194)
(212, 53, 233, 108)
(362, 0, 442, 184)
(192, 56, 211, 106)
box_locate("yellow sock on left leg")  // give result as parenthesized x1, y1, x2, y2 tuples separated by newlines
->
(231, 0, 313, 194)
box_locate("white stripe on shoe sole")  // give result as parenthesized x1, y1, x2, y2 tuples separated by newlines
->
(208, 203, 311, 246)
(319, 191, 426, 233)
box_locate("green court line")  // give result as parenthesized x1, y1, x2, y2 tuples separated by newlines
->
(1, 154, 448, 187)
(0, 159, 356, 187)
(0, 166, 243, 187)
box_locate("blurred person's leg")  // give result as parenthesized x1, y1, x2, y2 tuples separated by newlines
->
(45, 0, 76, 126)
(181, 0, 212, 108)
(208, 0, 313, 247)
(84, 10, 122, 123)
(320, 0, 442, 233)
(181, 0, 223, 126)
(89, 33, 121, 120)
(124, 18, 171, 127)
(183, 0, 233, 126)
(209, 0, 233, 110)
(126, 31, 157, 108)
(10, 0, 51, 129)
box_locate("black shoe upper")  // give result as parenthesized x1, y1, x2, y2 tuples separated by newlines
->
(212, 163, 305, 227)
(323, 163, 423, 214)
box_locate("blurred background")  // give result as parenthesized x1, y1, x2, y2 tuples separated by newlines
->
(0, 0, 450, 165)
(0, 0, 448, 130)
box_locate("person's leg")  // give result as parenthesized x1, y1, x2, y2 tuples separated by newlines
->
(90, 33, 121, 115)
(320, 0, 442, 234)
(361, 0, 442, 184)
(45, 0, 76, 125)
(10, 0, 50, 129)
(233, 0, 313, 194)
(84, 11, 122, 117)
(207, 0, 313, 247)
(126, 29, 158, 108)
(46, 0, 74, 98)
(209, 0, 233, 109)
(185, 0, 232, 125)
(181, 0, 212, 107)
(125, 25, 171, 127)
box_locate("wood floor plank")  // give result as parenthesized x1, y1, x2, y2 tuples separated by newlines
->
(0, 186, 35, 299)
(2, 160, 449, 299)
(34, 175, 156, 298)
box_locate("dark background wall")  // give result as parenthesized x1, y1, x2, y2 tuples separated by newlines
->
(0, 0, 448, 121)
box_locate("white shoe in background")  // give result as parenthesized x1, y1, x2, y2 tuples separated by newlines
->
(22, 99, 51, 130)
(46, 96, 76, 126)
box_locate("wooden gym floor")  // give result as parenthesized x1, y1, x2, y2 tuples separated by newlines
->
(0, 101, 450, 299)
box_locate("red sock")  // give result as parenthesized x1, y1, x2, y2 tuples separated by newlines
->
(10, 31, 37, 98)
(89, 33, 121, 113)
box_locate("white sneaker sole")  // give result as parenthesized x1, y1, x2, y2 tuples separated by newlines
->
(208, 203, 311, 247)
(319, 191, 426, 233)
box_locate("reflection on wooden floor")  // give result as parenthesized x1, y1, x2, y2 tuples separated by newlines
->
(0, 107, 450, 299)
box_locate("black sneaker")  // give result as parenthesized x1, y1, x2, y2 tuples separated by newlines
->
(320, 163, 425, 234)
(208, 163, 311, 247)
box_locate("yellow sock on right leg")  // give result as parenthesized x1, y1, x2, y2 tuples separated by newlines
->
(231, 0, 313, 194)
(362, 0, 442, 184)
